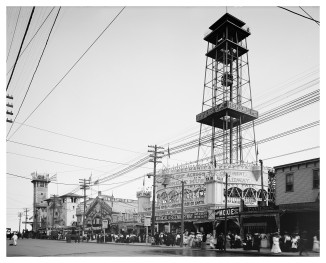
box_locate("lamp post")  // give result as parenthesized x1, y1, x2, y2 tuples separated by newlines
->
(162, 176, 185, 248)
(259, 159, 265, 206)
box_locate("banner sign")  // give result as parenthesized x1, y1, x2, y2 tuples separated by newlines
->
(243, 206, 277, 212)
(102, 219, 108, 229)
(144, 217, 151, 227)
(215, 207, 239, 218)
(155, 211, 208, 222)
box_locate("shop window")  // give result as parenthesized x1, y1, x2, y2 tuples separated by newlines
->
(39, 182, 44, 187)
(313, 169, 319, 189)
(286, 173, 294, 192)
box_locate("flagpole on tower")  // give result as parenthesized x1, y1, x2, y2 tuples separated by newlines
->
(56, 173, 58, 195)
(89, 172, 92, 198)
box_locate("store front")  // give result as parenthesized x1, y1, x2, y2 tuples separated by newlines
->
(84, 197, 112, 234)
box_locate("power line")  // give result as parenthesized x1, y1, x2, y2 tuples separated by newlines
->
(11, 121, 144, 154)
(6, 7, 56, 76)
(7, 7, 126, 141)
(299, 6, 320, 26)
(277, 6, 320, 24)
(7, 7, 22, 62)
(167, 90, 319, 157)
(7, 139, 133, 166)
(64, 90, 320, 190)
(6, 151, 108, 173)
(6, 172, 78, 186)
(263, 146, 319, 161)
(6, 7, 35, 91)
(7, 7, 62, 139)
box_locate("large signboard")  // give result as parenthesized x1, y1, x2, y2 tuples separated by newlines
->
(156, 164, 211, 210)
(153, 163, 268, 210)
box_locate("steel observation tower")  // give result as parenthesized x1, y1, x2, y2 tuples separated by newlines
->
(196, 13, 259, 166)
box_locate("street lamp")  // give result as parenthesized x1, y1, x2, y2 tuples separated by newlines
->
(162, 176, 185, 248)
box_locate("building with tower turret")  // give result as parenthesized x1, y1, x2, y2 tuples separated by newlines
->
(45, 193, 82, 228)
(137, 188, 151, 213)
(31, 172, 50, 230)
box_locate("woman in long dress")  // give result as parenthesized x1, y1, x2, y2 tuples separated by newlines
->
(12, 232, 18, 246)
(271, 233, 282, 253)
(312, 235, 320, 253)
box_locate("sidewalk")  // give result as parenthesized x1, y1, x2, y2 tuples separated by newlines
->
(67, 239, 319, 256)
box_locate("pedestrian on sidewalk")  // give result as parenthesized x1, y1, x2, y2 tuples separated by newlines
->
(271, 232, 282, 254)
(312, 232, 320, 253)
(253, 233, 261, 252)
(299, 231, 309, 256)
(201, 232, 207, 250)
(12, 232, 18, 246)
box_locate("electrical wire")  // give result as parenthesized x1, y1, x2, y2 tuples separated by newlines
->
(6, 7, 126, 141)
(6, 7, 56, 76)
(11, 122, 145, 154)
(7, 7, 22, 62)
(6, 7, 62, 139)
(73, 92, 320, 190)
(278, 6, 320, 24)
(6, 151, 109, 173)
(263, 146, 319, 161)
(7, 139, 135, 166)
(299, 6, 320, 26)
(6, 7, 35, 91)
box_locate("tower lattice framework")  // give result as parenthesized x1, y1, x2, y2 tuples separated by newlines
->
(196, 13, 259, 166)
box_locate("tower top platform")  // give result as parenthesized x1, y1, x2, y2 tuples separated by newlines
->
(31, 172, 50, 182)
(209, 12, 246, 30)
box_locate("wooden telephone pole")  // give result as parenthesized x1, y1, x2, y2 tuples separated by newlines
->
(147, 145, 164, 238)
(79, 178, 90, 236)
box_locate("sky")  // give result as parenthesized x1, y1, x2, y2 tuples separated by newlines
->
(3, 1, 322, 235)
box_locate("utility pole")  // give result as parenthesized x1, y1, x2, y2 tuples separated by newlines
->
(6, 94, 14, 123)
(51, 194, 57, 229)
(147, 145, 164, 239)
(23, 208, 29, 230)
(79, 178, 90, 236)
(18, 212, 23, 234)
(259, 159, 265, 206)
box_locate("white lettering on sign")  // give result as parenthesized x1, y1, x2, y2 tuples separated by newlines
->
(215, 207, 239, 218)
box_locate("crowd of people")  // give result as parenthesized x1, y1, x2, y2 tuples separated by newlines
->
(8, 227, 320, 255)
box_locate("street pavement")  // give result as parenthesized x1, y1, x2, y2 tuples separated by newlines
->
(6, 238, 320, 257)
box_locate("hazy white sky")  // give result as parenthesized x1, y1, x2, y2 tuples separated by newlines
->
(3, 1, 321, 232)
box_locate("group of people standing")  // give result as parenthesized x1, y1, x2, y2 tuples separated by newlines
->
(270, 231, 320, 255)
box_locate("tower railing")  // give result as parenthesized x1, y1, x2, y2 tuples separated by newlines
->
(207, 41, 247, 53)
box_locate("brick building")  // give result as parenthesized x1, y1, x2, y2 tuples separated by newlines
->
(274, 158, 320, 244)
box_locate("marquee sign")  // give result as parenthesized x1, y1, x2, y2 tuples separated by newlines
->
(215, 207, 239, 218)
